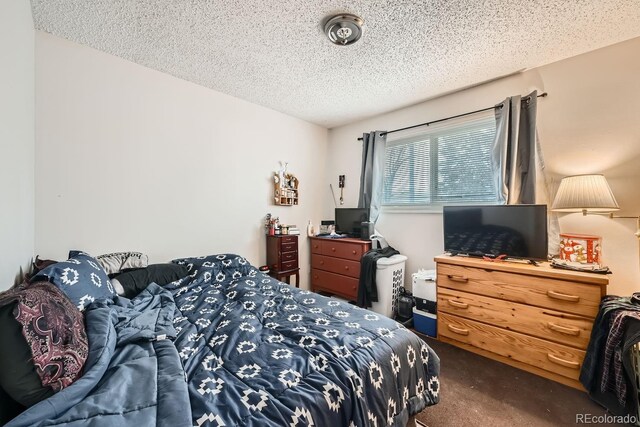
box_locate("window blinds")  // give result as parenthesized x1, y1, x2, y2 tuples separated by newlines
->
(382, 116, 498, 206)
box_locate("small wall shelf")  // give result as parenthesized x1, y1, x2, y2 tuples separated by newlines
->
(273, 170, 299, 206)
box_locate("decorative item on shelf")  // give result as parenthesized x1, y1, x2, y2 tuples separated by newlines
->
(273, 161, 299, 206)
(551, 174, 640, 239)
(265, 213, 279, 236)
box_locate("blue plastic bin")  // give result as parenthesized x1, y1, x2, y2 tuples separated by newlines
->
(413, 307, 437, 337)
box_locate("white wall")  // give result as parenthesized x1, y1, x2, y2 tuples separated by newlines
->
(0, 1, 35, 289)
(35, 32, 328, 289)
(327, 37, 640, 297)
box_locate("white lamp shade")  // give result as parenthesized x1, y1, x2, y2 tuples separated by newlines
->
(551, 174, 620, 213)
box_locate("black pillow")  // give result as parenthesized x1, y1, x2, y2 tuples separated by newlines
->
(114, 264, 189, 298)
(0, 303, 54, 408)
(0, 386, 25, 425)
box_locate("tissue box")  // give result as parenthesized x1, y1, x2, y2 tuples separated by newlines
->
(559, 233, 602, 265)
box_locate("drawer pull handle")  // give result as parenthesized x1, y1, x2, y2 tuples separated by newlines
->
(344, 266, 349, 270)
(546, 290, 580, 303)
(547, 353, 579, 369)
(447, 324, 469, 336)
(447, 275, 468, 283)
(331, 247, 336, 252)
(352, 250, 357, 255)
(320, 260, 324, 265)
(547, 322, 580, 336)
(447, 299, 469, 309)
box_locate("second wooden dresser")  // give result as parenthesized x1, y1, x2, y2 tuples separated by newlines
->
(310, 237, 371, 302)
(435, 255, 607, 389)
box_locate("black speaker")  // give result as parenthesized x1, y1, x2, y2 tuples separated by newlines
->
(396, 287, 414, 322)
(360, 221, 374, 240)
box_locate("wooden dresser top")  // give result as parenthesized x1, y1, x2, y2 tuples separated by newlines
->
(434, 255, 609, 286)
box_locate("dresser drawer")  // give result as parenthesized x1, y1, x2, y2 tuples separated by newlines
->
(280, 236, 297, 244)
(437, 263, 601, 317)
(311, 240, 322, 254)
(311, 254, 360, 278)
(319, 240, 365, 261)
(438, 288, 593, 349)
(281, 241, 297, 252)
(280, 259, 298, 271)
(281, 251, 297, 262)
(311, 268, 358, 300)
(438, 312, 585, 381)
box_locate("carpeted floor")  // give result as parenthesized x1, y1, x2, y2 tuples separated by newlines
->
(415, 335, 615, 426)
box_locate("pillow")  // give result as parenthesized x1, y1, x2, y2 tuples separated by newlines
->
(0, 282, 88, 409)
(114, 264, 189, 298)
(33, 251, 115, 311)
(96, 251, 149, 276)
(24, 255, 59, 283)
(0, 385, 25, 425)
(0, 302, 54, 408)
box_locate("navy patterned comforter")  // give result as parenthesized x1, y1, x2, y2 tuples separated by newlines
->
(169, 254, 440, 427)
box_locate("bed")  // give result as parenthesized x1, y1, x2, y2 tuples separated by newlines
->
(3, 253, 440, 427)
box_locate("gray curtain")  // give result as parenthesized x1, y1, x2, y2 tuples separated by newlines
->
(358, 131, 387, 224)
(534, 131, 562, 255)
(492, 90, 537, 204)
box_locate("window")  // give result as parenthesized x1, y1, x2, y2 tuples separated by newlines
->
(382, 114, 498, 207)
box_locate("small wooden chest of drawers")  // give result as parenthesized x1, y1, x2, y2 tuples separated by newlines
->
(266, 235, 299, 286)
(310, 237, 371, 302)
(435, 255, 608, 389)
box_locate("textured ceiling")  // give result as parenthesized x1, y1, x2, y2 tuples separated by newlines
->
(31, 0, 640, 128)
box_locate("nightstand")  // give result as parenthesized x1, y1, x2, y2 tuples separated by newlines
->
(266, 235, 299, 287)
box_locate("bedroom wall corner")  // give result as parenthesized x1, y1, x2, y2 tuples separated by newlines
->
(0, 1, 35, 289)
(34, 32, 328, 289)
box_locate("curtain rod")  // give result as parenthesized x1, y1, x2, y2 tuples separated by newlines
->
(356, 92, 548, 141)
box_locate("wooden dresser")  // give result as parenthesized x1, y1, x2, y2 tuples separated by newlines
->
(435, 255, 608, 389)
(310, 237, 371, 302)
(266, 235, 299, 286)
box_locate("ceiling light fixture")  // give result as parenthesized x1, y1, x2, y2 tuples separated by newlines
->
(323, 14, 364, 46)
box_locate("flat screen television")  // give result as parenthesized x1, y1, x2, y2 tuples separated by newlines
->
(443, 204, 548, 260)
(335, 208, 370, 237)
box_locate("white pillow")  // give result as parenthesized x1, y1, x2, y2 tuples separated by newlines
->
(111, 278, 126, 296)
(96, 252, 149, 275)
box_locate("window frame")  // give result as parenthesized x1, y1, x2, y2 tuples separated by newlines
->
(381, 112, 500, 213)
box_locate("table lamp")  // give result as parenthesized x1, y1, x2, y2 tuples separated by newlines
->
(551, 174, 640, 238)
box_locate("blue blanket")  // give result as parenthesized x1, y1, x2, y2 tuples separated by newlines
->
(170, 254, 440, 426)
(9, 254, 439, 427)
(6, 285, 192, 427)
